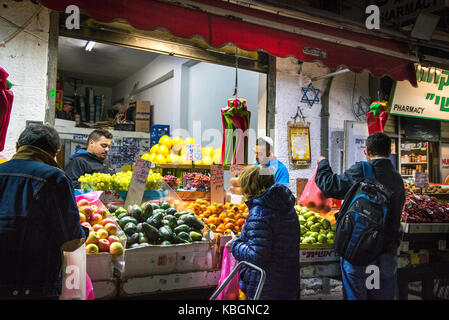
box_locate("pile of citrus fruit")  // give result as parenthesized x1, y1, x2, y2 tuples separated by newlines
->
(141, 135, 222, 165)
(186, 199, 248, 236)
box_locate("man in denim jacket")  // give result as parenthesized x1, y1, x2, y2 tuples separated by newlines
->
(0, 125, 88, 299)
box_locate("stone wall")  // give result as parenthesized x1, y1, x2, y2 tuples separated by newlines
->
(0, 0, 50, 159)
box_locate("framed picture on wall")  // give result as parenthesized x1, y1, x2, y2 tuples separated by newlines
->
(288, 122, 311, 166)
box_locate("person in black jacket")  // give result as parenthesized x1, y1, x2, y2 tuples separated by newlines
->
(315, 132, 405, 300)
(65, 128, 115, 189)
(228, 165, 300, 300)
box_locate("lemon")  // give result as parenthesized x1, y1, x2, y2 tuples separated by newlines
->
(184, 137, 196, 146)
(148, 153, 156, 163)
(154, 154, 166, 164)
(167, 153, 180, 164)
(180, 145, 187, 156)
(202, 147, 214, 158)
(158, 135, 172, 149)
(171, 136, 183, 148)
(213, 148, 222, 164)
(150, 144, 159, 154)
(180, 155, 191, 165)
(157, 144, 170, 157)
(201, 156, 214, 165)
(141, 153, 150, 160)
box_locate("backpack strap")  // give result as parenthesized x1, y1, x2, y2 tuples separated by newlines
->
(361, 161, 375, 179)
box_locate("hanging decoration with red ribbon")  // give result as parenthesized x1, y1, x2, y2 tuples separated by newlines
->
(366, 100, 389, 135)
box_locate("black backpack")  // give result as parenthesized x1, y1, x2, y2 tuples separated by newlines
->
(334, 161, 393, 266)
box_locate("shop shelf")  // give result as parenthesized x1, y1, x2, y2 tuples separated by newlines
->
(401, 162, 428, 165)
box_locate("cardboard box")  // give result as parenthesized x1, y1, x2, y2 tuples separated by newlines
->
(132, 101, 151, 133)
(120, 242, 215, 279)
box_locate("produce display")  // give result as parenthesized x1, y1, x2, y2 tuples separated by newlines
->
(295, 205, 336, 245)
(163, 175, 180, 190)
(77, 199, 125, 256)
(404, 180, 449, 195)
(107, 201, 206, 248)
(402, 194, 449, 223)
(187, 199, 248, 236)
(141, 135, 222, 165)
(78, 170, 163, 191)
(183, 172, 211, 191)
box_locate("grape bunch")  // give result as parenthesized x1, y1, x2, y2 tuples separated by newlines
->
(78, 173, 112, 191)
(146, 170, 164, 190)
(163, 175, 180, 190)
(183, 173, 210, 191)
(111, 171, 132, 190)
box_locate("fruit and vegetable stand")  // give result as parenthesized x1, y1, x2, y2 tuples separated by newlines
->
(396, 191, 449, 300)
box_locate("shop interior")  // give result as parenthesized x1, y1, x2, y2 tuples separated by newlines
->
(56, 36, 267, 169)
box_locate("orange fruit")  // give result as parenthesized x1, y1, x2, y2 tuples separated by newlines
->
(224, 222, 234, 230)
(237, 218, 246, 227)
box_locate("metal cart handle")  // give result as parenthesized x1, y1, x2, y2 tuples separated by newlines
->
(210, 261, 266, 300)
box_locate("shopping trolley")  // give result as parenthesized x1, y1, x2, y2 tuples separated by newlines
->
(210, 261, 266, 300)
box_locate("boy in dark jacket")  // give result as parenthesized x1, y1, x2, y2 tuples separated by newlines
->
(65, 128, 115, 189)
(0, 125, 88, 299)
(315, 132, 405, 300)
(229, 165, 300, 300)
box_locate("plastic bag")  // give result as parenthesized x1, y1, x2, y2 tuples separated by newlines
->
(60, 244, 87, 300)
(75, 191, 127, 276)
(298, 169, 332, 213)
(216, 246, 240, 300)
(86, 274, 95, 300)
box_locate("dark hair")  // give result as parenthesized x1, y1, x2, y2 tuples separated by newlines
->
(17, 124, 61, 154)
(256, 137, 271, 156)
(366, 132, 391, 157)
(88, 128, 113, 143)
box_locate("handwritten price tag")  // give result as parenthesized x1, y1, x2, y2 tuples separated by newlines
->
(415, 171, 429, 189)
(125, 158, 152, 207)
(229, 164, 245, 176)
(211, 165, 225, 203)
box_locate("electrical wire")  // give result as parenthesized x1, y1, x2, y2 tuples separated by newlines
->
(0, 5, 46, 44)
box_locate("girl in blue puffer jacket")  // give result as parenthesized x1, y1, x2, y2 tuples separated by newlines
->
(229, 165, 300, 300)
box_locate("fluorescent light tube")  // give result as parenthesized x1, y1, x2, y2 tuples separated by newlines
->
(85, 41, 96, 51)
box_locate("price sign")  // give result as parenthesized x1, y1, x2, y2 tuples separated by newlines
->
(415, 171, 429, 189)
(125, 158, 152, 207)
(211, 165, 225, 204)
(185, 144, 202, 162)
(229, 164, 245, 176)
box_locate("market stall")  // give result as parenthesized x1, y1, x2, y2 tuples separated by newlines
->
(71, 132, 256, 299)
(396, 182, 449, 300)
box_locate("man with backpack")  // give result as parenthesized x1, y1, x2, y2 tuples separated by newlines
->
(315, 132, 405, 300)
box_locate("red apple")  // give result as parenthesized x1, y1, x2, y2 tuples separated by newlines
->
(92, 224, 103, 232)
(102, 218, 116, 227)
(77, 199, 89, 208)
(91, 205, 99, 213)
(79, 213, 86, 223)
(98, 239, 111, 252)
(104, 223, 117, 235)
(81, 222, 93, 232)
(86, 244, 99, 254)
(90, 213, 102, 226)
(79, 206, 93, 218)
(97, 229, 109, 239)
(108, 235, 119, 244)
(98, 208, 108, 219)
(86, 231, 99, 245)
(109, 242, 124, 256)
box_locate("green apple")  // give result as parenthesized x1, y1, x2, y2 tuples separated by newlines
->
(85, 244, 99, 254)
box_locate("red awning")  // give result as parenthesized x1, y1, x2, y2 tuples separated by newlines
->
(41, 0, 418, 86)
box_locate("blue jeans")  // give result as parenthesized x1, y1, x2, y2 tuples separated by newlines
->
(341, 254, 397, 300)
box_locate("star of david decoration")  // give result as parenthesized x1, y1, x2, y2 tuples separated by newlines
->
(301, 83, 320, 107)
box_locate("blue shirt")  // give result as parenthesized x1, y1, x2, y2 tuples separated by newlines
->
(255, 157, 290, 185)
